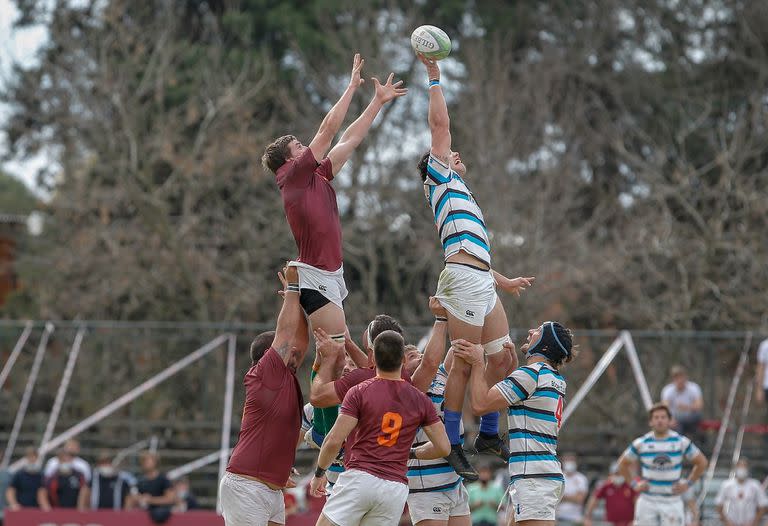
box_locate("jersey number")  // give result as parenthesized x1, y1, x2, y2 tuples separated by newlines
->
(377, 412, 403, 447)
(555, 397, 564, 429)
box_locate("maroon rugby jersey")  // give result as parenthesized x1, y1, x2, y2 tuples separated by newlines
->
(276, 148, 342, 271)
(340, 377, 440, 484)
(227, 348, 303, 487)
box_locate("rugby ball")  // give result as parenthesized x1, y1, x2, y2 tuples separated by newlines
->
(410, 25, 452, 60)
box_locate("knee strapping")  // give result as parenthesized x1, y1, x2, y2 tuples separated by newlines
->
(483, 335, 510, 355)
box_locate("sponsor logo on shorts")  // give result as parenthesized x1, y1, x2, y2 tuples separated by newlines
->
(319, 285, 327, 292)
(432, 506, 442, 513)
(465, 310, 475, 318)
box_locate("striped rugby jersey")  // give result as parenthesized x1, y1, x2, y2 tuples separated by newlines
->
(493, 361, 566, 484)
(424, 154, 491, 267)
(622, 431, 700, 497)
(408, 364, 463, 493)
(301, 403, 344, 486)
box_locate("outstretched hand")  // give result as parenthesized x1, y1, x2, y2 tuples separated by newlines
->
(451, 339, 484, 366)
(314, 327, 344, 361)
(417, 52, 440, 80)
(349, 53, 365, 89)
(497, 275, 535, 297)
(372, 73, 408, 104)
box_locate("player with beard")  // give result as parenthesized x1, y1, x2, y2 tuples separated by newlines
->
(453, 322, 574, 526)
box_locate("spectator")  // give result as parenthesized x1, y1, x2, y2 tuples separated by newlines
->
(757, 337, 768, 410)
(467, 464, 505, 526)
(44, 439, 91, 482)
(661, 365, 704, 435)
(583, 463, 637, 526)
(0, 452, 12, 522)
(129, 452, 175, 523)
(6, 448, 49, 511)
(45, 449, 87, 510)
(715, 458, 768, 526)
(557, 453, 589, 525)
(171, 478, 197, 512)
(88, 451, 136, 510)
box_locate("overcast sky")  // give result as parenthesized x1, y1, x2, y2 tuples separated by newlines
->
(0, 0, 48, 195)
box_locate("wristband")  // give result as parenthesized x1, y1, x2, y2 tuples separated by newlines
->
(429, 79, 440, 87)
(315, 466, 327, 478)
(286, 283, 300, 293)
(408, 448, 418, 460)
(435, 316, 447, 323)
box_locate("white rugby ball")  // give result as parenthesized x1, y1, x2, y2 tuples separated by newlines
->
(410, 25, 452, 60)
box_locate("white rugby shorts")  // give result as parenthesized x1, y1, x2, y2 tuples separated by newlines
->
(509, 478, 563, 522)
(289, 261, 348, 309)
(322, 468, 409, 526)
(434, 263, 497, 327)
(633, 494, 685, 526)
(407, 484, 470, 524)
(219, 471, 285, 526)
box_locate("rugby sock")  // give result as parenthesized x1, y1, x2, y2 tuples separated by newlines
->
(444, 409, 462, 445)
(479, 411, 499, 436)
(311, 427, 325, 447)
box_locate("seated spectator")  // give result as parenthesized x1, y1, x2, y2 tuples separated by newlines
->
(45, 449, 87, 510)
(715, 458, 768, 526)
(583, 462, 636, 526)
(557, 453, 589, 525)
(89, 451, 136, 510)
(467, 464, 505, 526)
(171, 477, 198, 512)
(661, 365, 703, 435)
(129, 452, 175, 523)
(5, 448, 49, 511)
(44, 439, 91, 482)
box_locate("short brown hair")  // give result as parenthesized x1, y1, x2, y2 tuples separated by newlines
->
(250, 331, 276, 365)
(373, 330, 405, 372)
(262, 135, 296, 173)
(648, 402, 672, 420)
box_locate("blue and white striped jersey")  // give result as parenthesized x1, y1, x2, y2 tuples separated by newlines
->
(494, 362, 566, 484)
(424, 154, 491, 267)
(623, 431, 700, 497)
(408, 364, 463, 493)
(301, 403, 344, 487)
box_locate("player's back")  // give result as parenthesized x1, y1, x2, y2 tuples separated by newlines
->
(340, 377, 439, 485)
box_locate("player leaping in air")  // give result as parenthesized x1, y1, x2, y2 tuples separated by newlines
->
(416, 53, 534, 480)
(262, 54, 407, 446)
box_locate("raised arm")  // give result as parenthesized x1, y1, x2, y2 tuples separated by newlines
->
(344, 327, 368, 369)
(309, 328, 345, 408)
(492, 271, 535, 297)
(411, 297, 449, 392)
(272, 265, 304, 365)
(327, 73, 407, 175)
(308, 53, 365, 160)
(418, 53, 451, 159)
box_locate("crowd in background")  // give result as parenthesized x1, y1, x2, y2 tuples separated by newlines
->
(0, 439, 197, 525)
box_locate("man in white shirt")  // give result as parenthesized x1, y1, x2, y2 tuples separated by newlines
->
(715, 458, 768, 526)
(756, 338, 768, 410)
(43, 439, 91, 482)
(557, 453, 589, 525)
(661, 365, 704, 436)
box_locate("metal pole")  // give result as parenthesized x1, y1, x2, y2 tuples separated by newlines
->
(730, 381, 754, 477)
(13, 333, 230, 469)
(697, 332, 752, 508)
(112, 438, 153, 467)
(562, 335, 624, 424)
(168, 449, 231, 481)
(217, 334, 236, 514)
(38, 327, 86, 456)
(0, 321, 34, 390)
(621, 331, 653, 410)
(1, 323, 54, 469)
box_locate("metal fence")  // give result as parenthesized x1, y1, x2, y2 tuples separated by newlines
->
(0, 321, 765, 512)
